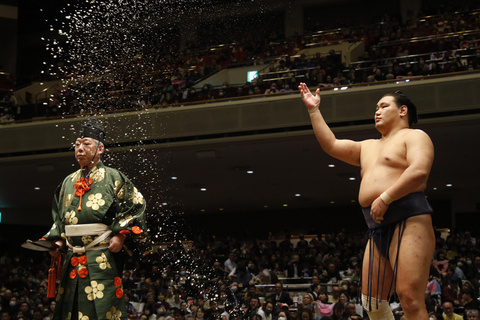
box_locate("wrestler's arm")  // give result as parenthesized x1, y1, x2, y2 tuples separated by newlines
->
(298, 83, 361, 166)
(371, 129, 434, 218)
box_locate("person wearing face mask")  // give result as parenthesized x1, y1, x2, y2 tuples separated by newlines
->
(276, 311, 289, 320)
(256, 301, 274, 320)
(226, 282, 241, 309)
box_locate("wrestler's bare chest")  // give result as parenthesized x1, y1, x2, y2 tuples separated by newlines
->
(358, 132, 410, 206)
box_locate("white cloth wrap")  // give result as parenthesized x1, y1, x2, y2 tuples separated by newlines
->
(65, 223, 112, 254)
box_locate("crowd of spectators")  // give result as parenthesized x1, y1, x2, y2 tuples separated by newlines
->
(2, 3, 480, 122)
(1, 228, 480, 320)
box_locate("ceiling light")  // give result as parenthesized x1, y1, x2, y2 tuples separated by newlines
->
(171, 176, 177, 180)
(433, 187, 437, 190)
(264, 205, 268, 208)
(162, 203, 167, 206)
(446, 183, 453, 187)
(247, 171, 253, 174)
(200, 188, 207, 191)
(328, 164, 335, 168)
(283, 204, 288, 207)
(330, 201, 335, 204)
(295, 194, 301, 197)
(34, 187, 41, 190)
(219, 208, 224, 211)
(349, 177, 355, 181)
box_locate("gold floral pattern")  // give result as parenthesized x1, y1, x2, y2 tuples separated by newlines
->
(119, 214, 133, 227)
(113, 181, 125, 199)
(95, 252, 112, 269)
(71, 170, 82, 182)
(90, 167, 106, 182)
(63, 193, 73, 209)
(85, 280, 104, 300)
(130, 187, 144, 205)
(79, 312, 89, 320)
(106, 306, 122, 320)
(82, 235, 93, 246)
(86, 193, 105, 210)
(65, 211, 78, 225)
(56, 286, 64, 302)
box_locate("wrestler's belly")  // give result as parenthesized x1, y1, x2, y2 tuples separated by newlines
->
(358, 171, 426, 207)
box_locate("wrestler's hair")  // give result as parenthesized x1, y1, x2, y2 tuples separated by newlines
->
(382, 90, 418, 126)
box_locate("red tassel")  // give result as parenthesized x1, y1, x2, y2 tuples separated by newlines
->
(56, 256, 63, 280)
(47, 256, 62, 298)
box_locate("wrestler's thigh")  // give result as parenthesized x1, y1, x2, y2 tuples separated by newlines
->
(389, 215, 435, 297)
(361, 238, 394, 299)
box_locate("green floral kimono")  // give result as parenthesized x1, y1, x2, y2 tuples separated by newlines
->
(43, 161, 151, 320)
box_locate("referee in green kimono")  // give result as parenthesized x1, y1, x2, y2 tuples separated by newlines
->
(45, 118, 151, 320)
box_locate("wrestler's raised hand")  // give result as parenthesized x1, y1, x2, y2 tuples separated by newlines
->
(298, 82, 321, 111)
(370, 196, 388, 224)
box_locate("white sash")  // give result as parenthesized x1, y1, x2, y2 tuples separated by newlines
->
(65, 223, 112, 254)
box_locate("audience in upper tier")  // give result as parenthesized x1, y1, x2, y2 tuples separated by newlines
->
(2, 3, 480, 122)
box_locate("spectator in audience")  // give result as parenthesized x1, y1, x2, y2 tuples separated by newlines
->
(462, 289, 480, 315)
(442, 301, 462, 320)
(256, 262, 272, 285)
(123, 271, 136, 291)
(296, 293, 314, 314)
(318, 289, 330, 304)
(229, 263, 252, 288)
(442, 276, 462, 307)
(226, 282, 241, 309)
(245, 296, 260, 320)
(466, 309, 480, 320)
(257, 301, 274, 320)
(430, 312, 445, 320)
(297, 308, 314, 320)
(195, 308, 205, 320)
(339, 291, 350, 306)
(328, 286, 341, 304)
(310, 283, 322, 301)
(224, 252, 237, 275)
(330, 302, 348, 320)
(267, 283, 294, 307)
(344, 302, 362, 320)
(287, 255, 306, 279)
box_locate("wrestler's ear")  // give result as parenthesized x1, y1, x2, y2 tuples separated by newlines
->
(399, 105, 408, 117)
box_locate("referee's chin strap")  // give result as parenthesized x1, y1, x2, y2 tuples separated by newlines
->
(362, 294, 394, 320)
